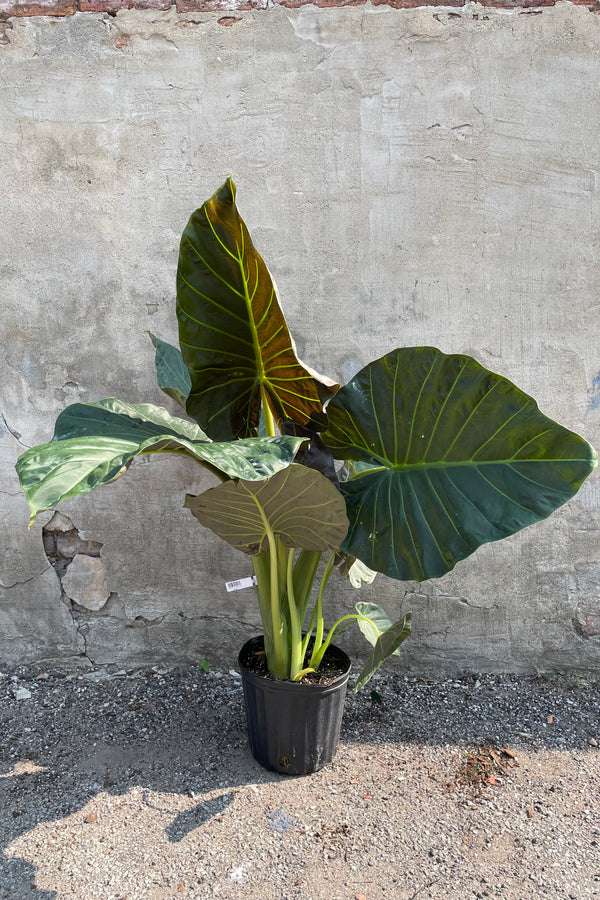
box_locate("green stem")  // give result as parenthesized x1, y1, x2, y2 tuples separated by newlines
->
(267, 536, 287, 677)
(252, 552, 273, 650)
(293, 550, 322, 624)
(308, 553, 336, 670)
(261, 385, 276, 437)
(310, 614, 377, 670)
(300, 601, 320, 665)
(286, 549, 303, 679)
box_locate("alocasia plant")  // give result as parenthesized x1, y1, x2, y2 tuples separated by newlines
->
(16, 178, 597, 690)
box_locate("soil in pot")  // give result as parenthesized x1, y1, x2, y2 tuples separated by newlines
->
(240, 639, 348, 685)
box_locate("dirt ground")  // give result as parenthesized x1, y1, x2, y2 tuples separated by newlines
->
(1, 663, 598, 900)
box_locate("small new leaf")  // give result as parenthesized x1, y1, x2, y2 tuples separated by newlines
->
(354, 612, 412, 692)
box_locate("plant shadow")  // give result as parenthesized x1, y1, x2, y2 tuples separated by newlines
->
(0, 671, 276, 899)
(1, 666, 598, 898)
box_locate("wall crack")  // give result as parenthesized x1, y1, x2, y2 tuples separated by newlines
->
(1, 565, 53, 590)
(0, 412, 29, 449)
(41, 510, 111, 665)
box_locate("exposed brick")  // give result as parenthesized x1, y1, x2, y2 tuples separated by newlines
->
(176, 0, 266, 10)
(371, 0, 463, 7)
(276, 0, 365, 7)
(370, 0, 595, 5)
(1, 0, 598, 16)
(217, 13, 241, 21)
(0, 0, 74, 15)
(476, 0, 554, 6)
(80, 0, 171, 10)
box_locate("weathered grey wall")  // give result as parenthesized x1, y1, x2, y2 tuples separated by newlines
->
(1, 2, 599, 673)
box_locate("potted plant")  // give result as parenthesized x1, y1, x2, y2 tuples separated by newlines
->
(16, 178, 597, 775)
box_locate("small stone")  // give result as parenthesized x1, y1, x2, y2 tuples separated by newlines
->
(588, 737, 598, 747)
(63, 554, 110, 610)
(55, 531, 82, 560)
(526, 807, 535, 818)
(43, 511, 75, 533)
(84, 812, 98, 824)
(574, 613, 600, 638)
(14, 687, 32, 701)
(79, 540, 103, 557)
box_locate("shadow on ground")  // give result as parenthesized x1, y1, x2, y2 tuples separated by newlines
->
(1, 666, 598, 898)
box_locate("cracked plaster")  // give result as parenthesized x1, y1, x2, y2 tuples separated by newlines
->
(0, 3, 599, 671)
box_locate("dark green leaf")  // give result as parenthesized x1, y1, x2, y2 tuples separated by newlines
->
(148, 332, 191, 408)
(184, 463, 349, 554)
(177, 177, 338, 439)
(354, 612, 412, 692)
(16, 398, 306, 524)
(322, 348, 598, 581)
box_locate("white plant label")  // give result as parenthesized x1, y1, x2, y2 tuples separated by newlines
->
(225, 575, 258, 592)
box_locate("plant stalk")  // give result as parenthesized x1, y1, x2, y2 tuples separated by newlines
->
(260, 385, 276, 438)
(286, 548, 303, 679)
(308, 553, 336, 669)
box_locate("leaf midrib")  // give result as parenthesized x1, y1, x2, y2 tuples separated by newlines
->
(349, 456, 589, 477)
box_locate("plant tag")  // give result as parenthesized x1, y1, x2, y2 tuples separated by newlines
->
(225, 576, 257, 592)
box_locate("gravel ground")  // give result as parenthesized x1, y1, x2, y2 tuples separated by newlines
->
(1, 662, 598, 900)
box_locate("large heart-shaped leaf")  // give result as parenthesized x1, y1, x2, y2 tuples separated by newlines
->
(322, 348, 598, 581)
(177, 177, 338, 439)
(148, 332, 191, 408)
(16, 398, 306, 524)
(184, 463, 349, 554)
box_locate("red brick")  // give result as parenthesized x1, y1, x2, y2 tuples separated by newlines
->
(476, 0, 553, 6)
(371, 0, 463, 7)
(176, 0, 266, 10)
(476, 0, 593, 4)
(276, 0, 365, 7)
(80, 0, 171, 10)
(0, 0, 74, 15)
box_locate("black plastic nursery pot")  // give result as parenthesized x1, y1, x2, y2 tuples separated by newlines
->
(238, 635, 351, 776)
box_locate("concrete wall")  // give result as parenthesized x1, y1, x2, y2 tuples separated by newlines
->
(1, 1, 599, 673)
